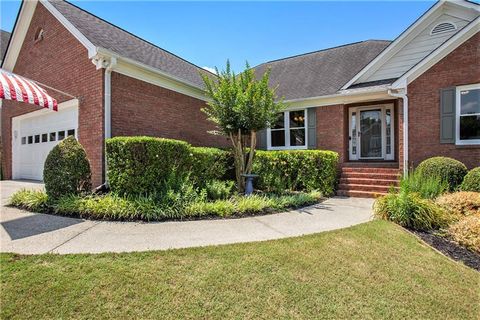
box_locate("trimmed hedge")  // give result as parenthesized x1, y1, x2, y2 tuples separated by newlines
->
(461, 167, 480, 192)
(44, 136, 91, 200)
(253, 150, 339, 195)
(106, 137, 231, 196)
(106, 137, 192, 196)
(416, 157, 467, 191)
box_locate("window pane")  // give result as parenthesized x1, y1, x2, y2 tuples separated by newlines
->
(351, 112, 356, 155)
(289, 110, 305, 128)
(386, 109, 391, 155)
(21, 137, 26, 145)
(67, 129, 75, 137)
(460, 115, 480, 140)
(271, 130, 285, 147)
(28, 136, 33, 144)
(460, 88, 480, 115)
(34, 135, 40, 143)
(272, 113, 285, 129)
(290, 128, 305, 146)
(50, 132, 56, 141)
(42, 133, 48, 142)
(58, 131, 65, 140)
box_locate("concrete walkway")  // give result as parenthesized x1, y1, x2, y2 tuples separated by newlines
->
(0, 180, 374, 255)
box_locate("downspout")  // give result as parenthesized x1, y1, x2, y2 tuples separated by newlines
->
(388, 86, 408, 175)
(92, 55, 117, 187)
(103, 57, 117, 186)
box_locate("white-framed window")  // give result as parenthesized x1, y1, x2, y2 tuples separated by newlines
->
(267, 109, 307, 150)
(456, 83, 480, 145)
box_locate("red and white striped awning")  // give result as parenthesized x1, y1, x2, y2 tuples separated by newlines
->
(0, 69, 58, 111)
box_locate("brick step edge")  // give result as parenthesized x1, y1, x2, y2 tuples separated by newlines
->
(341, 167, 400, 174)
(338, 184, 397, 192)
(339, 178, 398, 186)
(336, 190, 387, 198)
(341, 172, 401, 179)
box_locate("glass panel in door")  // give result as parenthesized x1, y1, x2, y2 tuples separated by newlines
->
(360, 109, 382, 158)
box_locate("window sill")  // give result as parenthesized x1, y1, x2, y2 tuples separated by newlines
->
(455, 143, 480, 149)
(267, 146, 308, 151)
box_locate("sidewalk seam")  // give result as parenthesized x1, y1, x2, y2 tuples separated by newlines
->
(251, 218, 288, 236)
(47, 222, 100, 253)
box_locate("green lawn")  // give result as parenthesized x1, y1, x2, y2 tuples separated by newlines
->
(1, 221, 478, 319)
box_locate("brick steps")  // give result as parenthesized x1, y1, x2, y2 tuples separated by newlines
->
(337, 165, 400, 198)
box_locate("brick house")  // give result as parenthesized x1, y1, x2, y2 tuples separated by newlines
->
(1, 0, 479, 196)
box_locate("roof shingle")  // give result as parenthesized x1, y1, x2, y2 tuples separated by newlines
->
(254, 40, 391, 100)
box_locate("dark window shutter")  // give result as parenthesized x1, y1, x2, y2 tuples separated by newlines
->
(256, 129, 267, 150)
(307, 108, 317, 149)
(440, 87, 456, 144)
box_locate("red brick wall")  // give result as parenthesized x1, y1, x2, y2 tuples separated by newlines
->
(110, 72, 229, 147)
(316, 104, 347, 163)
(407, 32, 480, 169)
(1, 3, 104, 186)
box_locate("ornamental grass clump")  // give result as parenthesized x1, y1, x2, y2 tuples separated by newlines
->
(435, 191, 480, 218)
(448, 215, 480, 253)
(9, 189, 49, 212)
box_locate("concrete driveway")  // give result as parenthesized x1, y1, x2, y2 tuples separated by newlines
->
(1, 180, 374, 255)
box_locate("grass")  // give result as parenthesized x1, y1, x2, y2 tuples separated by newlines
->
(1, 221, 478, 319)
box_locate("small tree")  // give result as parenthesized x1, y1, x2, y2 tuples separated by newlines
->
(201, 61, 285, 192)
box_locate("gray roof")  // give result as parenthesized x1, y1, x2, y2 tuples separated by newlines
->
(0, 30, 11, 62)
(254, 40, 391, 100)
(49, 0, 211, 88)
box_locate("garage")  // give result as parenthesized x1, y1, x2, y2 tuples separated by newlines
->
(11, 99, 79, 181)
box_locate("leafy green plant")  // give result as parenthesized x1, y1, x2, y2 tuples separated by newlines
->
(43, 136, 91, 200)
(188, 147, 232, 187)
(253, 150, 339, 194)
(201, 61, 285, 192)
(205, 180, 235, 200)
(461, 167, 480, 192)
(9, 189, 49, 212)
(416, 157, 467, 191)
(398, 170, 448, 200)
(374, 190, 450, 231)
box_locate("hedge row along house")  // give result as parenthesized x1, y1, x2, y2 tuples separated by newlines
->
(1, 0, 479, 197)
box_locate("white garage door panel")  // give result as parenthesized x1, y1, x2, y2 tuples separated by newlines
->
(12, 102, 79, 181)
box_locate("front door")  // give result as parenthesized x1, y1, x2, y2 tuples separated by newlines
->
(348, 104, 394, 161)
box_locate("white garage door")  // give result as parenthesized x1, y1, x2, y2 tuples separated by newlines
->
(12, 100, 79, 181)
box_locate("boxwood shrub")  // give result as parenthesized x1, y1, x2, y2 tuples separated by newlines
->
(44, 136, 91, 200)
(253, 150, 339, 195)
(416, 156, 467, 191)
(461, 167, 480, 192)
(189, 147, 231, 187)
(106, 136, 192, 196)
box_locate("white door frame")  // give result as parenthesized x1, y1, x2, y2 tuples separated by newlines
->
(348, 103, 394, 161)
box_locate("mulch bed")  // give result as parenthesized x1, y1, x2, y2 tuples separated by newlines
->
(411, 230, 480, 272)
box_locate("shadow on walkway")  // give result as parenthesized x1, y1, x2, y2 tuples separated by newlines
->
(2, 214, 83, 240)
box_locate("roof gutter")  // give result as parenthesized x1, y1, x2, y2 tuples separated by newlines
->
(388, 83, 408, 175)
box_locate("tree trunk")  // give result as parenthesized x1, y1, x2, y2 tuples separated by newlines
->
(229, 130, 245, 193)
(245, 130, 256, 175)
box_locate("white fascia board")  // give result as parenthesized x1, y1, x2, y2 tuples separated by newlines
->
(12, 98, 79, 121)
(391, 17, 480, 89)
(96, 48, 208, 101)
(284, 89, 392, 109)
(341, 1, 445, 90)
(40, 0, 97, 58)
(2, 1, 38, 71)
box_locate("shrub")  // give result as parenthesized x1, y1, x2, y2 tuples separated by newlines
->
(374, 190, 450, 231)
(399, 170, 448, 200)
(43, 136, 91, 200)
(461, 167, 480, 192)
(205, 180, 235, 200)
(106, 137, 191, 196)
(436, 191, 480, 217)
(253, 150, 338, 195)
(184, 200, 236, 217)
(416, 157, 467, 191)
(188, 147, 231, 187)
(9, 189, 49, 212)
(448, 215, 480, 253)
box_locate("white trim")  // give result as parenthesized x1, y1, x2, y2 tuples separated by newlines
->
(348, 104, 394, 161)
(455, 83, 480, 146)
(342, 0, 479, 90)
(267, 109, 308, 150)
(2, 1, 38, 71)
(391, 17, 480, 89)
(39, 0, 97, 58)
(11, 98, 79, 121)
